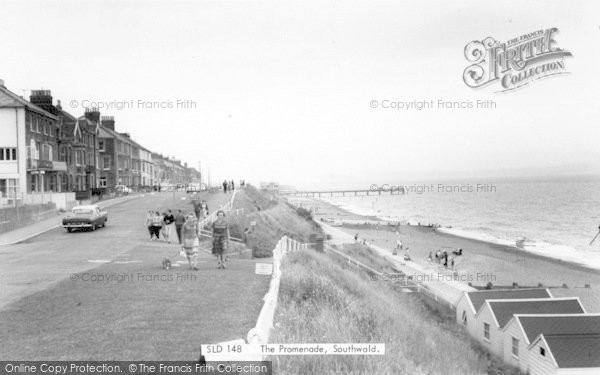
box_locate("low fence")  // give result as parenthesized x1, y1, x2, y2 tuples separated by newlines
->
(16, 192, 76, 211)
(203, 235, 308, 362)
(0, 202, 58, 234)
(325, 243, 457, 310)
(198, 190, 239, 229)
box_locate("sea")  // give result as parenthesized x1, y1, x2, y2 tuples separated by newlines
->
(314, 177, 600, 271)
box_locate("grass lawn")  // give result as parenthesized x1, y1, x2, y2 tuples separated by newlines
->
(271, 244, 519, 375)
(0, 243, 271, 360)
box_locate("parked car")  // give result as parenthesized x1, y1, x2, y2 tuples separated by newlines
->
(62, 204, 108, 232)
(186, 183, 201, 193)
(115, 185, 131, 195)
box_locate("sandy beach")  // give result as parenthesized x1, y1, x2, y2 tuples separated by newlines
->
(294, 197, 600, 312)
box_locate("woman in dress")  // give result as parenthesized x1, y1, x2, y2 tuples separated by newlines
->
(181, 213, 199, 270)
(212, 210, 230, 269)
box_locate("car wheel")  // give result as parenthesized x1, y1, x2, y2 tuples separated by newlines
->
(67, 228, 72, 233)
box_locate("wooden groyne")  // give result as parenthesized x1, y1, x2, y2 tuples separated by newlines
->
(282, 188, 404, 197)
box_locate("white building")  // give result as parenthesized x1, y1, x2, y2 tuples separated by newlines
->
(455, 288, 552, 338)
(474, 297, 585, 359)
(0, 80, 25, 205)
(502, 314, 600, 373)
(528, 333, 600, 375)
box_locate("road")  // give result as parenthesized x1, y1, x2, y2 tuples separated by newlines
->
(0, 190, 231, 311)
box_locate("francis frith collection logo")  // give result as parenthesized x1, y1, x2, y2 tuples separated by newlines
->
(463, 28, 572, 92)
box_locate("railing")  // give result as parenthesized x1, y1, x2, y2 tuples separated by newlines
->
(198, 190, 238, 229)
(202, 235, 308, 362)
(247, 236, 308, 353)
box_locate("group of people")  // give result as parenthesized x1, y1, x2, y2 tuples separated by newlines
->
(145, 210, 175, 242)
(428, 249, 462, 269)
(222, 179, 245, 193)
(145, 202, 230, 270)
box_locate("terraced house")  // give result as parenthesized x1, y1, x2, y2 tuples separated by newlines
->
(0, 82, 78, 209)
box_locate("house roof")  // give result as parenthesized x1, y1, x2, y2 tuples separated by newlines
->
(486, 298, 585, 329)
(515, 314, 600, 345)
(542, 334, 600, 368)
(466, 289, 551, 313)
(0, 85, 58, 119)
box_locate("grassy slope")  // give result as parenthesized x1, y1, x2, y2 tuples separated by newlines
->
(271, 244, 518, 375)
(229, 186, 323, 257)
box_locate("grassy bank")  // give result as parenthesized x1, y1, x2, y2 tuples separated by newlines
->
(271, 244, 517, 375)
(229, 186, 322, 257)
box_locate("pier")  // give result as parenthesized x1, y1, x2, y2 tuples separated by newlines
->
(281, 188, 404, 197)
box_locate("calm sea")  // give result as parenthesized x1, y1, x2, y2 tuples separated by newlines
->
(318, 177, 600, 270)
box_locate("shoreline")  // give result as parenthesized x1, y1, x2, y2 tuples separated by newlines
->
(305, 196, 600, 273)
(289, 196, 600, 311)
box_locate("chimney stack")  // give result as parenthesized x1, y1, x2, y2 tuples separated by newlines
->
(84, 107, 101, 123)
(0, 79, 5, 88)
(100, 115, 115, 130)
(30, 90, 53, 106)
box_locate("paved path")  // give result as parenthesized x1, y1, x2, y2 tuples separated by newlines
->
(0, 191, 231, 311)
(318, 221, 475, 307)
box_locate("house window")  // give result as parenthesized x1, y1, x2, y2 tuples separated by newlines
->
(103, 156, 111, 170)
(99, 177, 107, 187)
(483, 323, 490, 341)
(0, 148, 17, 161)
(99, 140, 105, 151)
(461, 311, 467, 325)
(540, 347, 545, 357)
(511, 337, 519, 357)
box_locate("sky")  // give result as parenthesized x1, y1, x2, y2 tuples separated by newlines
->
(1, 0, 599, 189)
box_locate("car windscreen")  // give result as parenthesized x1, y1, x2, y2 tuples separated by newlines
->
(72, 209, 93, 215)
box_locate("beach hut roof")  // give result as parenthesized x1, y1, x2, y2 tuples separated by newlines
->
(465, 288, 551, 314)
(483, 298, 585, 329)
(531, 333, 600, 369)
(507, 314, 600, 345)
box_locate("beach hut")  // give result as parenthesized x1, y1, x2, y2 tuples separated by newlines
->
(455, 288, 552, 338)
(474, 298, 585, 359)
(528, 333, 600, 375)
(502, 314, 600, 373)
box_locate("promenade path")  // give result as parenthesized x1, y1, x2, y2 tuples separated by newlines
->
(0, 189, 271, 360)
(319, 221, 475, 307)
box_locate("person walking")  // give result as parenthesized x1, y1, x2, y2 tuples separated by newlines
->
(200, 200, 209, 218)
(145, 210, 154, 240)
(162, 210, 175, 242)
(181, 213, 199, 270)
(231, 180, 235, 191)
(174, 209, 186, 244)
(212, 210, 230, 269)
(151, 211, 163, 240)
(222, 180, 228, 193)
(192, 198, 202, 220)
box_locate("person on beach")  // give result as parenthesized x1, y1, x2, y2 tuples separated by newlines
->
(354, 233, 359, 242)
(396, 239, 403, 251)
(428, 252, 433, 263)
(145, 210, 154, 240)
(174, 209, 186, 244)
(443, 250, 449, 268)
(212, 210, 230, 269)
(181, 214, 199, 270)
(151, 211, 163, 240)
(435, 250, 441, 263)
